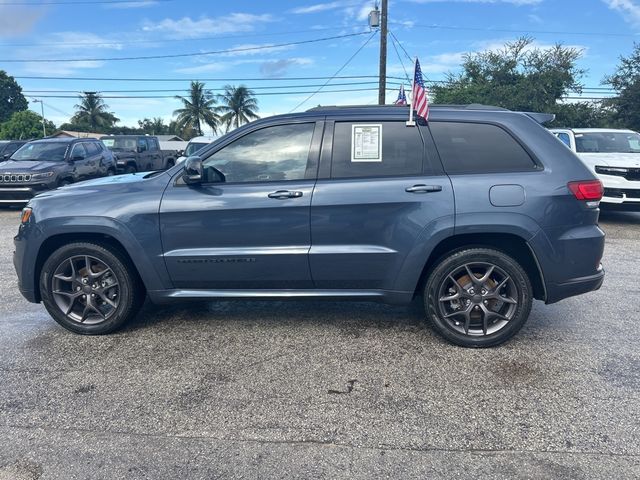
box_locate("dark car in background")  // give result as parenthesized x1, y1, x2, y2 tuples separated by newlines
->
(100, 135, 178, 173)
(14, 105, 605, 347)
(0, 140, 29, 161)
(0, 137, 116, 205)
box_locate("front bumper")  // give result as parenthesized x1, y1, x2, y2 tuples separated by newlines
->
(0, 184, 52, 205)
(597, 173, 640, 206)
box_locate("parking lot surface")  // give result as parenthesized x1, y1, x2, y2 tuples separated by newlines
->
(0, 208, 639, 479)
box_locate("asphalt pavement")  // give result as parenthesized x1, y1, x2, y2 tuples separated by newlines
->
(0, 207, 639, 479)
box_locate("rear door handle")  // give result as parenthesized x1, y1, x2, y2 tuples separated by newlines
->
(405, 184, 443, 194)
(268, 190, 303, 199)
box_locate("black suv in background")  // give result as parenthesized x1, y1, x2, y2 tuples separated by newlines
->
(100, 135, 178, 173)
(0, 140, 29, 160)
(0, 137, 116, 205)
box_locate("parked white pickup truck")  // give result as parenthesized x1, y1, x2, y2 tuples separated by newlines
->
(551, 128, 640, 209)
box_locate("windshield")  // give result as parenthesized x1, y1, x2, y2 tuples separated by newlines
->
(11, 142, 68, 161)
(575, 132, 640, 153)
(102, 138, 137, 150)
(184, 142, 208, 156)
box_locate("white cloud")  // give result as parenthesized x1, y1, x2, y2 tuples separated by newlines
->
(142, 13, 276, 39)
(260, 57, 314, 77)
(0, 4, 44, 37)
(290, 1, 344, 14)
(604, 0, 640, 25)
(45, 32, 124, 51)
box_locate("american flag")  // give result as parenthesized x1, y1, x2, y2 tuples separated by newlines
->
(412, 58, 429, 120)
(394, 84, 407, 105)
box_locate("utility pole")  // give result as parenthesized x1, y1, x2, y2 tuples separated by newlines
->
(378, 0, 388, 105)
(32, 99, 46, 137)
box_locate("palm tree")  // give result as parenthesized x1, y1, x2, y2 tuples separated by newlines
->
(173, 81, 220, 136)
(73, 92, 119, 131)
(217, 85, 259, 132)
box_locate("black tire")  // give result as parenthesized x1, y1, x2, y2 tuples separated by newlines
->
(58, 179, 71, 187)
(40, 242, 144, 335)
(424, 248, 533, 348)
(125, 165, 137, 174)
(106, 169, 115, 176)
(165, 159, 175, 169)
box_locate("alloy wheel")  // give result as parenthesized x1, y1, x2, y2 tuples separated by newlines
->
(51, 255, 120, 324)
(436, 262, 518, 336)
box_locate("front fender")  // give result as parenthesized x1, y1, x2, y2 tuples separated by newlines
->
(15, 215, 172, 302)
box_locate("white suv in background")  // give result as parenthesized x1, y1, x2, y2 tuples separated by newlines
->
(551, 128, 640, 209)
(176, 135, 218, 164)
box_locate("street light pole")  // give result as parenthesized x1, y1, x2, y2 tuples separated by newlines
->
(378, 0, 388, 105)
(32, 99, 46, 137)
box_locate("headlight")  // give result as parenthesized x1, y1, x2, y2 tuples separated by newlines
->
(595, 166, 628, 176)
(20, 207, 32, 224)
(30, 171, 54, 180)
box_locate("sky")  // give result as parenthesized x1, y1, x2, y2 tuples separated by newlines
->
(1, 0, 640, 130)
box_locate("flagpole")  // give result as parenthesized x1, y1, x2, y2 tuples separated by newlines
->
(406, 57, 416, 127)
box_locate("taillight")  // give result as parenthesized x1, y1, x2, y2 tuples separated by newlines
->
(568, 180, 603, 202)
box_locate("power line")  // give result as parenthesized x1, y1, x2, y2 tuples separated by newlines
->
(14, 75, 405, 82)
(396, 21, 640, 38)
(0, 31, 372, 63)
(21, 81, 404, 94)
(288, 31, 379, 113)
(0, 26, 348, 48)
(388, 31, 411, 83)
(21, 86, 400, 99)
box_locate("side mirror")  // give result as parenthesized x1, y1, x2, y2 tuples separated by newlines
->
(71, 155, 84, 162)
(137, 145, 147, 153)
(183, 156, 203, 184)
(2, 154, 9, 161)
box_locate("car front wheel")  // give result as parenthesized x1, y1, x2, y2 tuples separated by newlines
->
(424, 248, 533, 348)
(40, 242, 144, 334)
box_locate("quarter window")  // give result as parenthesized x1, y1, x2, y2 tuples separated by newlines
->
(331, 121, 424, 178)
(430, 122, 536, 174)
(203, 123, 315, 183)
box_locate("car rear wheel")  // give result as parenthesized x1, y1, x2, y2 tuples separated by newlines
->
(424, 248, 532, 348)
(40, 242, 144, 334)
(125, 165, 137, 174)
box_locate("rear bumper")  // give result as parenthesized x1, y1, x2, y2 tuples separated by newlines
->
(545, 266, 605, 304)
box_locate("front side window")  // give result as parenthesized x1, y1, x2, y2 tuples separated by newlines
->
(11, 142, 69, 162)
(331, 121, 424, 178)
(137, 138, 148, 152)
(202, 123, 315, 183)
(70, 143, 86, 159)
(430, 122, 536, 174)
(575, 132, 640, 153)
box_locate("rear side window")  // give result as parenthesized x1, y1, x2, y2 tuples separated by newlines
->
(331, 121, 424, 178)
(430, 122, 536, 174)
(84, 142, 99, 155)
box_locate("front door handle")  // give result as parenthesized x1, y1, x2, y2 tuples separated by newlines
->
(405, 184, 443, 194)
(268, 190, 303, 199)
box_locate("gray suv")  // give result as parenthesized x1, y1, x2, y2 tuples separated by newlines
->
(0, 137, 116, 205)
(13, 105, 605, 347)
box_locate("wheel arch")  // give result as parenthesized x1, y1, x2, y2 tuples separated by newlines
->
(413, 232, 546, 301)
(33, 232, 147, 303)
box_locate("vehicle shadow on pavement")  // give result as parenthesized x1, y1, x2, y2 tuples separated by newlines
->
(599, 209, 640, 224)
(124, 296, 430, 335)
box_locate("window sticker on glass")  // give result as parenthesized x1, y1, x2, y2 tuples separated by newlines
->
(351, 124, 382, 162)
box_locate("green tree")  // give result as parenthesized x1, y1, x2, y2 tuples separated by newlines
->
(173, 81, 219, 136)
(71, 92, 119, 132)
(0, 71, 28, 123)
(138, 117, 169, 135)
(550, 102, 614, 128)
(217, 85, 259, 131)
(432, 37, 584, 114)
(604, 43, 640, 130)
(0, 110, 56, 140)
